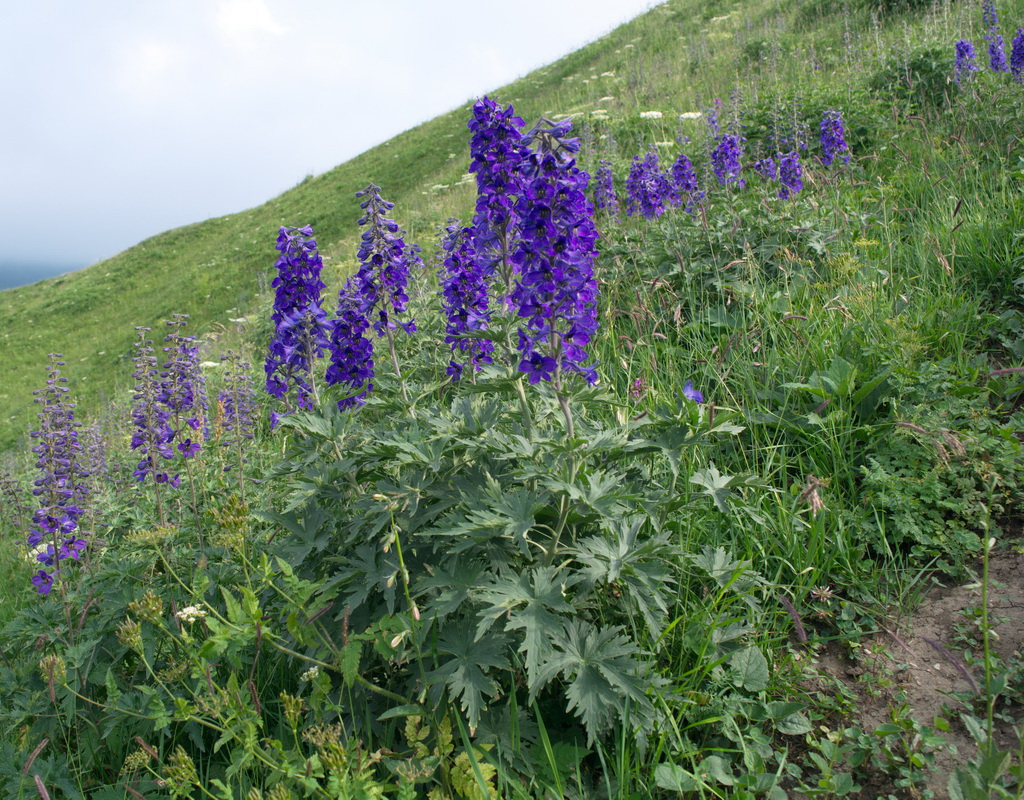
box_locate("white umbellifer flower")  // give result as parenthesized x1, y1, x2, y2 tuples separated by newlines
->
(600, 71, 615, 77)
(655, 141, 675, 147)
(176, 605, 208, 623)
(591, 114, 610, 121)
(679, 111, 703, 120)
(639, 111, 663, 119)
(300, 666, 321, 682)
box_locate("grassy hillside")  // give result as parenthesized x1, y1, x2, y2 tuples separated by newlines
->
(2, 0, 1024, 796)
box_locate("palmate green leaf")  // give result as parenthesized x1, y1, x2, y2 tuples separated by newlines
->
(687, 545, 766, 613)
(532, 619, 653, 744)
(427, 621, 510, 730)
(418, 559, 488, 618)
(475, 567, 577, 689)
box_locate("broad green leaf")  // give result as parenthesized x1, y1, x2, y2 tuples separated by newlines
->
(729, 646, 769, 692)
(655, 763, 699, 792)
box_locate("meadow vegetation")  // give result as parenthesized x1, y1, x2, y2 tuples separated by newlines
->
(1, 0, 1024, 797)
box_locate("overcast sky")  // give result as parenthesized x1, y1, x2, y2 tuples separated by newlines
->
(0, 0, 656, 288)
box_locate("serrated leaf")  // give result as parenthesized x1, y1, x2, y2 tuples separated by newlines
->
(729, 647, 769, 692)
(428, 623, 510, 730)
(655, 763, 699, 791)
(689, 463, 735, 512)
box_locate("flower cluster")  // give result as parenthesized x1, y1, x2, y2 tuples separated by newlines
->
(438, 221, 494, 380)
(670, 153, 704, 213)
(160, 315, 208, 459)
(820, 110, 851, 166)
(983, 0, 1008, 72)
(354, 184, 417, 338)
(777, 151, 804, 200)
(325, 279, 376, 409)
(710, 134, 745, 187)
(130, 328, 177, 488)
(264, 225, 330, 413)
(511, 119, 600, 385)
(593, 160, 620, 216)
(28, 354, 90, 595)
(468, 96, 531, 288)
(955, 40, 980, 82)
(753, 157, 778, 181)
(625, 149, 674, 219)
(1011, 30, 1024, 81)
(218, 351, 256, 445)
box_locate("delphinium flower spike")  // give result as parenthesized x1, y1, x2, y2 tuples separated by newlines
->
(1010, 30, 1024, 81)
(130, 328, 176, 525)
(264, 225, 330, 422)
(711, 133, 745, 187)
(28, 354, 90, 596)
(955, 40, 980, 82)
(625, 148, 673, 219)
(753, 156, 778, 182)
(820, 110, 851, 166)
(982, 0, 1008, 72)
(161, 315, 208, 459)
(511, 117, 600, 435)
(777, 151, 804, 199)
(352, 183, 416, 402)
(593, 160, 620, 217)
(468, 96, 531, 296)
(670, 152, 705, 214)
(218, 350, 256, 500)
(438, 220, 494, 381)
(325, 278, 376, 409)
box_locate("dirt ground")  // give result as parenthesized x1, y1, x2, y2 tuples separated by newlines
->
(808, 543, 1024, 799)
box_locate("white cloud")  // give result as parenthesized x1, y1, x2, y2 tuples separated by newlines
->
(215, 0, 288, 48)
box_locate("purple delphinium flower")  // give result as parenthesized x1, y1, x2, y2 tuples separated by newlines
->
(468, 96, 531, 293)
(625, 149, 674, 219)
(670, 152, 705, 214)
(161, 314, 208, 454)
(704, 99, 723, 138)
(28, 354, 90, 594)
(510, 118, 600, 386)
(439, 221, 494, 380)
(820, 110, 851, 166)
(955, 40, 980, 82)
(130, 328, 178, 493)
(682, 380, 704, 403)
(1010, 29, 1024, 80)
(711, 134, 745, 187)
(354, 183, 417, 338)
(777, 151, 804, 200)
(325, 278, 376, 409)
(265, 225, 330, 416)
(754, 157, 778, 181)
(218, 350, 256, 442)
(593, 160, 620, 216)
(982, 0, 1008, 72)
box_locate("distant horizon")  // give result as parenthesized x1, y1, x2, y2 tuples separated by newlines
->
(0, 262, 86, 291)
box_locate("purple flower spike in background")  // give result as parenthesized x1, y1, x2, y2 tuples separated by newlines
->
(625, 149, 673, 219)
(754, 157, 778, 181)
(682, 380, 704, 403)
(1010, 29, 1024, 81)
(593, 160, 620, 216)
(161, 314, 209, 449)
(955, 40, 980, 82)
(265, 225, 330, 415)
(982, 0, 1008, 72)
(325, 279, 376, 409)
(439, 220, 494, 379)
(27, 354, 90, 595)
(820, 110, 851, 166)
(130, 329, 176, 490)
(711, 134, 745, 187)
(777, 151, 804, 199)
(670, 152, 704, 214)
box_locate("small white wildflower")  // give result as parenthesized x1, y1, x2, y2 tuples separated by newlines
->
(639, 110, 663, 119)
(600, 71, 615, 78)
(227, 317, 248, 323)
(679, 111, 703, 120)
(598, 96, 616, 102)
(200, 361, 220, 369)
(300, 666, 321, 682)
(654, 141, 675, 147)
(591, 113, 610, 121)
(176, 605, 207, 623)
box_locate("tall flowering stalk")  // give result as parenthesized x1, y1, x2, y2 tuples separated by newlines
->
(131, 328, 176, 525)
(439, 221, 494, 381)
(710, 134, 745, 187)
(325, 278, 376, 409)
(218, 350, 256, 501)
(265, 225, 330, 419)
(777, 151, 804, 200)
(983, 0, 1008, 72)
(955, 40, 980, 82)
(820, 110, 851, 167)
(1011, 30, 1024, 81)
(28, 354, 89, 596)
(352, 183, 416, 403)
(670, 152, 705, 215)
(468, 96, 531, 295)
(593, 160, 620, 216)
(625, 149, 673, 219)
(510, 118, 600, 435)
